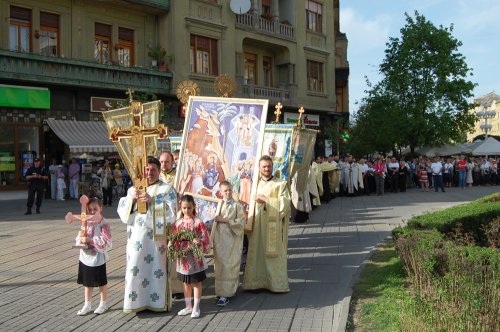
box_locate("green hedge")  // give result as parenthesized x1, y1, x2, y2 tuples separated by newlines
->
(392, 193, 500, 331)
(394, 192, 500, 246)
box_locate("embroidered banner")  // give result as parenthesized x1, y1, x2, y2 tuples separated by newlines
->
(262, 124, 294, 181)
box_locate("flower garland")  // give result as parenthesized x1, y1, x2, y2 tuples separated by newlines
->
(167, 227, 204, 261)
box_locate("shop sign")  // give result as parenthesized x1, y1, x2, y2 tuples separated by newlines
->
(284, 112, 320, 127)
(91, 97, 127, 112)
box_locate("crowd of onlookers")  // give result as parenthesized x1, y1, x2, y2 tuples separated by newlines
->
(326, 154, 499, 197)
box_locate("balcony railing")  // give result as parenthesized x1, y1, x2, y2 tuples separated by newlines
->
(0, 49, 172, 94)
(236, 13, 295, 40)
(241, 84, 294, 104)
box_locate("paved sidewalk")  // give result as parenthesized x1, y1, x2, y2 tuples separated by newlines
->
(0, 186, 497, 332)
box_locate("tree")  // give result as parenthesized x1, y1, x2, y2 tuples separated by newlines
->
(353, 11, 477, 155)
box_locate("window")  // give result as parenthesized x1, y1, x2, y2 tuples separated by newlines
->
(117, 27, 134, 67)
(190, 35, 218, 75)
(95, 23, 112, 64)
(244, 53, 257, 85)
(305, 0, 323, 33)
(9, 6, 31, 52)
(262, 0, 271, 18)
(263, 56, 273, 87)
(307, 60, 324, 92)
(40, 12, 59, 56)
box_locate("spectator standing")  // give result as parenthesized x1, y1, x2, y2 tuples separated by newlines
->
(431, 157, 445, 192)
(48, 159, 58, 199)
(387, 157, 399, 192)
(98, 161, 113, 206)
(24, 158, 48, 215)
(373, 157, 386, 196)
(68, 159, 80, 199)
(456, 155, 467, 189)
(443, 158, 454, 188)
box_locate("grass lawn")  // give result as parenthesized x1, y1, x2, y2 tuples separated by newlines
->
(347, 241, 413, 332)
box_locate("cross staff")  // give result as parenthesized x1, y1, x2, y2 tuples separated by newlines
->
(65, 195, 101, 249)
(274, 102, 283, 123)
(109, 101, 167, 213)
(296, 106, 305, 128)
(126, 88, 135, 104)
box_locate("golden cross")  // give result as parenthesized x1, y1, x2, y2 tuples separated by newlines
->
(126, 88, 135, 103)
(297, 107, 305, 127)
(109, 102, 167, 213)
(274, 102, 283, 123)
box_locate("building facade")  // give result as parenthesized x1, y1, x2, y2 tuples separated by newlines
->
(0, 0, 348, 189)
(467, 92, 500, 142)
(0, 0, 172, 188)
(166, 0, 349, 138)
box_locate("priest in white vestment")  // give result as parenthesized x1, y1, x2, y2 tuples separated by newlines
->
(340, 155, 364, 195)
(117, 157, 177, 313)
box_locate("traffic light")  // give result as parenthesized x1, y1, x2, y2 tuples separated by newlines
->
(340, 129, 350, 143)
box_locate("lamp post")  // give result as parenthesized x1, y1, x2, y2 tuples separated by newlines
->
(476, 101, 497, 158)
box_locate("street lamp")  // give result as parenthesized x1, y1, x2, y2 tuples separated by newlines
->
(477, 102, 496, 138)
(476, 101, 497, 158)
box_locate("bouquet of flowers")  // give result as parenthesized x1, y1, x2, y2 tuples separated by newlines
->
(167, 227, 204, 261)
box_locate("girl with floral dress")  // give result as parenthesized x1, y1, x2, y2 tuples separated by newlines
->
(170, 195, 210, 318)
(68, 197, 112, 315)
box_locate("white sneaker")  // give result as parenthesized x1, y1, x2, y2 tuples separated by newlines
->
(177, 307, 192, 316)
(94, 303, 108, 314)
(191, 309, 200, 318)
(77, 305, 92, 316)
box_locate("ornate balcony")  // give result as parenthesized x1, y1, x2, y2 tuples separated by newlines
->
(240, 84, 295, 104)
(236, 13, 295, 41)
(0, 49, 172, 94)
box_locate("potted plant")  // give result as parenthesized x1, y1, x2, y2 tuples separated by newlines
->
(147, 45, 167, 70)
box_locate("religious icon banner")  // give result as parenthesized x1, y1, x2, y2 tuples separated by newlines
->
(174, 96, 268, 227)
(191, 193, 222, 232)
(290, 128, 317, 197)
(169, 136, 182, 152)
(262, 124, 294, 181)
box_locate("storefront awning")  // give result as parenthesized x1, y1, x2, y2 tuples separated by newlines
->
(46, 119, 116, 153)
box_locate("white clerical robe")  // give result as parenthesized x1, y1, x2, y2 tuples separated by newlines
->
(117, 181, 177, 313)
(341, 162, 364, 194)
(310, 162, 323, 206)
(243, 177, 291, 292)
(212, 199, 245, 297)
(160, 168, 183, 294)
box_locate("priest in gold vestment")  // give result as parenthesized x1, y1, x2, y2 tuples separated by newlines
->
(243, 155, 291, 292)
(159, 152, 176, 187)
(159, 152, 183, 296)
(212, 181, 245, 306)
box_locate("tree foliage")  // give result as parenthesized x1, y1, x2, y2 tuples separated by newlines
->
(352, 11, 477, 155)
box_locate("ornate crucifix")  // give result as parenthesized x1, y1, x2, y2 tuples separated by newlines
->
(65, 195, 101, 249)
(296, 106, 305, 128)
(273, 102, 283, 123)
(109, 101, 167, 213)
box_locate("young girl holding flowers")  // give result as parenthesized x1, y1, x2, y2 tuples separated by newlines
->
(169, 194, 210, 318)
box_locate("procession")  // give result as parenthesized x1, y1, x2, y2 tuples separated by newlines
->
(56, 89, 318, 318)
(2, 1, 500, 330)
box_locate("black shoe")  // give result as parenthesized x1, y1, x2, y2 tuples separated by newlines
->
(36, 209, 40, 214)
(24, 210, 32, 215)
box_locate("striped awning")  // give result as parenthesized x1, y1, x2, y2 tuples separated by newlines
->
(46, 119, 116, 153)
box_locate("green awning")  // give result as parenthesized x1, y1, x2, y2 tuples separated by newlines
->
(0, 85, 50, 109)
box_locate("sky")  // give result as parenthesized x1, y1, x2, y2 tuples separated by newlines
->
(339, 0, 500, 117)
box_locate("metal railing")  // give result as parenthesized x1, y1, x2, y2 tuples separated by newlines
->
(0, 49, 171, 94)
